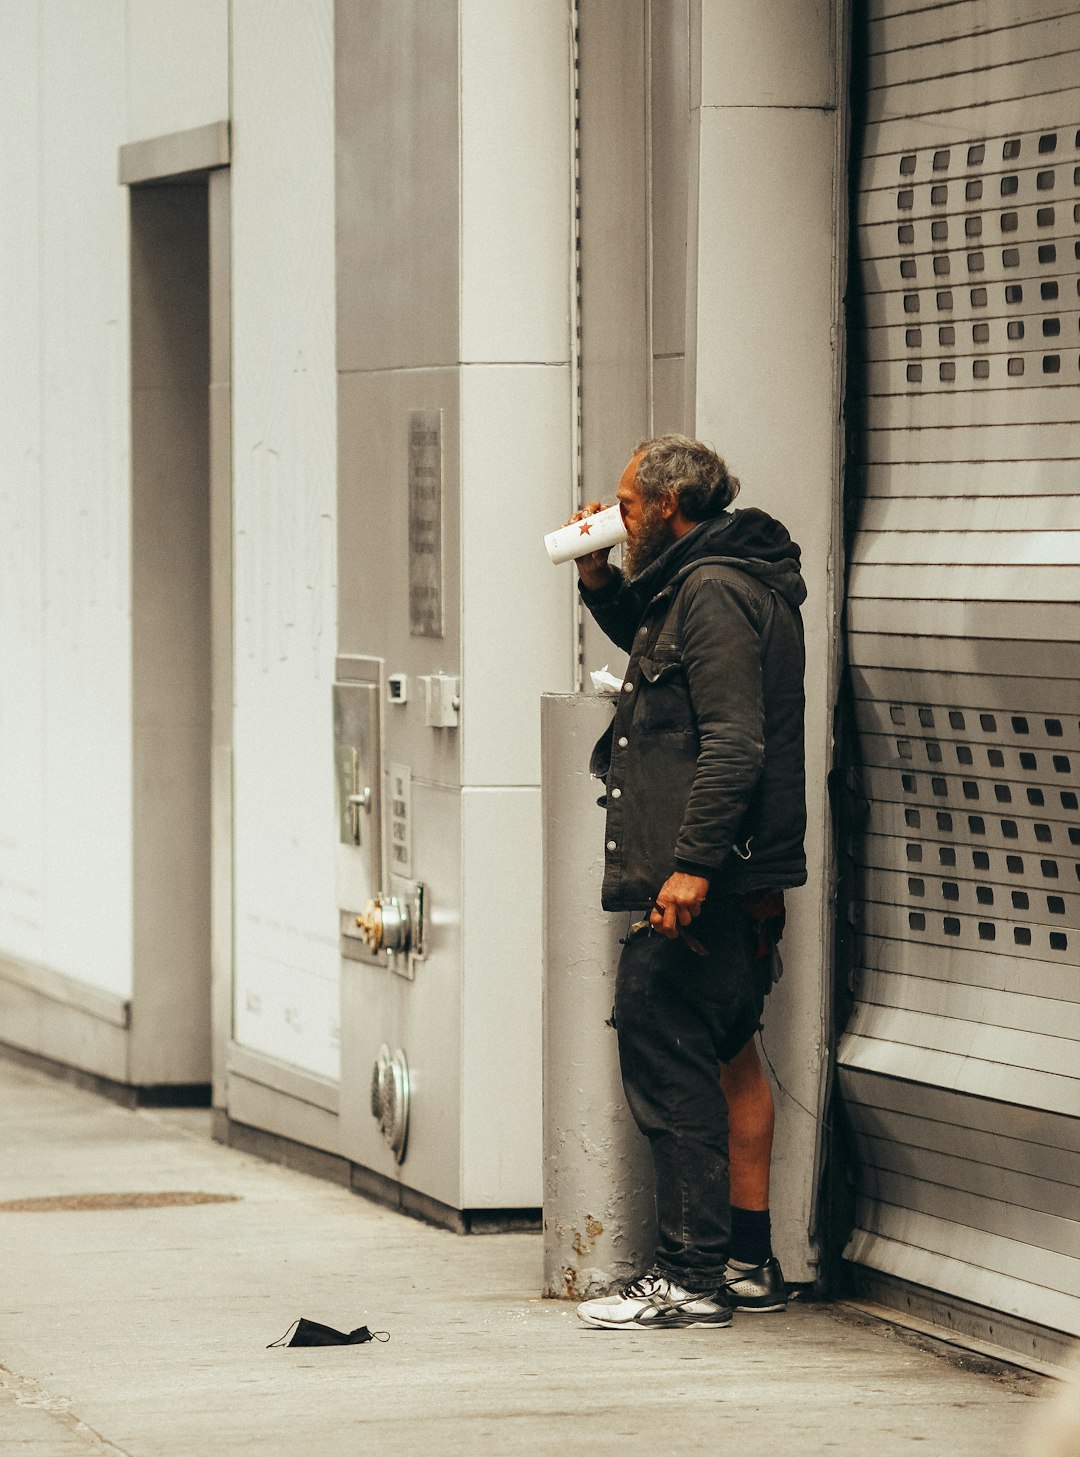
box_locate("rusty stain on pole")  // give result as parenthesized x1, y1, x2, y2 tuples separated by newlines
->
(541, 693, 655, 1301)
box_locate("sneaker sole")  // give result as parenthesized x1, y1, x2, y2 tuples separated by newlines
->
(730, 1300, 786, 1313)
(577, 1311, 733, 1330)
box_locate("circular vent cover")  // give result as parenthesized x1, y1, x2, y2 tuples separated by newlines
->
(370, 1044, 410, 1163)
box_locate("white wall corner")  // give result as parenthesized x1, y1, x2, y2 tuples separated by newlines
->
(459, 0, 573, 364)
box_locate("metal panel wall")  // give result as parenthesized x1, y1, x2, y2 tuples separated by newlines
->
(841, 0, 1080, 1341)
(0, 0, 133, 1001)
(334, 0, 574, 1212)
(230, 0, 342, 1080)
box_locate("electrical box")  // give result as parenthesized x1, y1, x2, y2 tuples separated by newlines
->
(420, 673, 460, 728)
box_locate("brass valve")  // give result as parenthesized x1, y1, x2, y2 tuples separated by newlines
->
(355, 895, 409, 954)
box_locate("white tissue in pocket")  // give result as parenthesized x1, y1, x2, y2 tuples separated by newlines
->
(590, 665, 625, 696)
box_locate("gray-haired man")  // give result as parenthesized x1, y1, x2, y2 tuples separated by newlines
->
(573, 435, 806, 1330)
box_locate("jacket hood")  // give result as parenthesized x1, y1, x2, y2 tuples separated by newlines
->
(633, 508, 807, 610)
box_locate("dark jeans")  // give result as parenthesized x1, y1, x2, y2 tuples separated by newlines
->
(614, 895, 768, 1290)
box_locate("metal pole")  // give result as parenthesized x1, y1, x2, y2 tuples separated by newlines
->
(541, 693, 655, 1300)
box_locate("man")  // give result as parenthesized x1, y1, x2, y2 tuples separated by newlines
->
(573, 434, 806, 1331)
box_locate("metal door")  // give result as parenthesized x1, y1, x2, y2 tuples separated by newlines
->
(841, 0, 1080, 1356)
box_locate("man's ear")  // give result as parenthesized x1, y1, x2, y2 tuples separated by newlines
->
(658, 491, 680, 521)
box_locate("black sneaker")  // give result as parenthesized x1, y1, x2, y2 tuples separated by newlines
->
(723, 1256, 787, 1312)
(577, 1268, 733, 1329)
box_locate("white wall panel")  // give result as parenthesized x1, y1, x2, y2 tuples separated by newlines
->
(459, 0, 571, 365)
(694, 109, 837, 509)
(0, 1, 46, 968)
(230, 0, 340, 1079)
(460, 364, 575, 787)
(700, 0, 834, 109)
(125, 0, 229, 142)
(36, 1, 132, 998)
(461, 786, 543, 1207)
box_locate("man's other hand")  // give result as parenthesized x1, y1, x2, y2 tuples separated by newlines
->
(566, 501, 616, 590)
(650, 872, 710, 939)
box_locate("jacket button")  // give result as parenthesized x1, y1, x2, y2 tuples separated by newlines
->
(606, 840, 616, 851)
(610, 787, 621, 799)
(617, 736, 628, 748)
(622, 681, 633, 693)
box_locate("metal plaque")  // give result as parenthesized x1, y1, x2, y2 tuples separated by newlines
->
(408, 408, 443, 638)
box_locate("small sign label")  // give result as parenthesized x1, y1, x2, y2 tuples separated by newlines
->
(408, 408, 443, 638)
(389, 762, 412, 880)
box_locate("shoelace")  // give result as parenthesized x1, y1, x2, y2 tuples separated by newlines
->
(621, 1269, 666, 1299)
(621, 1269, 719, 1305)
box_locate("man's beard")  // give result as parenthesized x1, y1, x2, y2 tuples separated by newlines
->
(623, 504, 676, 579)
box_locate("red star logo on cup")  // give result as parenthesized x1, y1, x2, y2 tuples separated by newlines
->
(578, 520, 593, 535)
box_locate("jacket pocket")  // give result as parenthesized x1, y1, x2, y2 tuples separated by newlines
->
(637, 656, 695, 732)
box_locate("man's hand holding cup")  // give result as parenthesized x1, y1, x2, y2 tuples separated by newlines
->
(545, 500, 625, 589)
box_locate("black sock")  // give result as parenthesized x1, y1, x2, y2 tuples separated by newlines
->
(729, 1207, 772, 1266)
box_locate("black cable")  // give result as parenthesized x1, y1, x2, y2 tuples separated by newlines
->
(757, 1027, 832, 1133)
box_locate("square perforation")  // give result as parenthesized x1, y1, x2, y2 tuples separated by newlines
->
(895, 130, 1080, 394)
(869, 693, 1080, 959)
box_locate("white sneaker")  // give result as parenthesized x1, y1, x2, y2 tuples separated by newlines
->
(576, 1268, 732, 1330)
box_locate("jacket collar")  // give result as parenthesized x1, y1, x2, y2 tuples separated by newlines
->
(630, 509, 807, 612)
(632, 516, 734, 607)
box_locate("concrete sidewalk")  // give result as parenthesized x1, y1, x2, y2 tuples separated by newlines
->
(0, 1055, 1053, 1456)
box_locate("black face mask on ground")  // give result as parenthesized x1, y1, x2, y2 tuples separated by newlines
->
(267, 1317, 390, 1348)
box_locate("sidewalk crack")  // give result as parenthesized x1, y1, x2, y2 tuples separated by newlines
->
(0, 1363, 132, 1456)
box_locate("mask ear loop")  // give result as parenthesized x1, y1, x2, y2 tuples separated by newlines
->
(267, 1320, 300, 1348)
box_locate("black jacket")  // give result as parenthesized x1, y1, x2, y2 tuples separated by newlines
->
(581, 509, 807, 911)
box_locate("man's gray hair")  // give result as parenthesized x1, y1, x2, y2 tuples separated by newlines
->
(633, 434, 740, 520)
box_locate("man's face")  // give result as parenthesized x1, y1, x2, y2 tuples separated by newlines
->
(618, 452, 674, 579)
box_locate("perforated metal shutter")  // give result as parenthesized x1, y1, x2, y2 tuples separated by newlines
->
(840, 0, 1080, 1340)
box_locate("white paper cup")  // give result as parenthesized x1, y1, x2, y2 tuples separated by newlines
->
(544, 504, 627, 565)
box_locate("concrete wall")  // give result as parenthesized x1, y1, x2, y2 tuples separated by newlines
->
(688, 0, 844, 1279)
